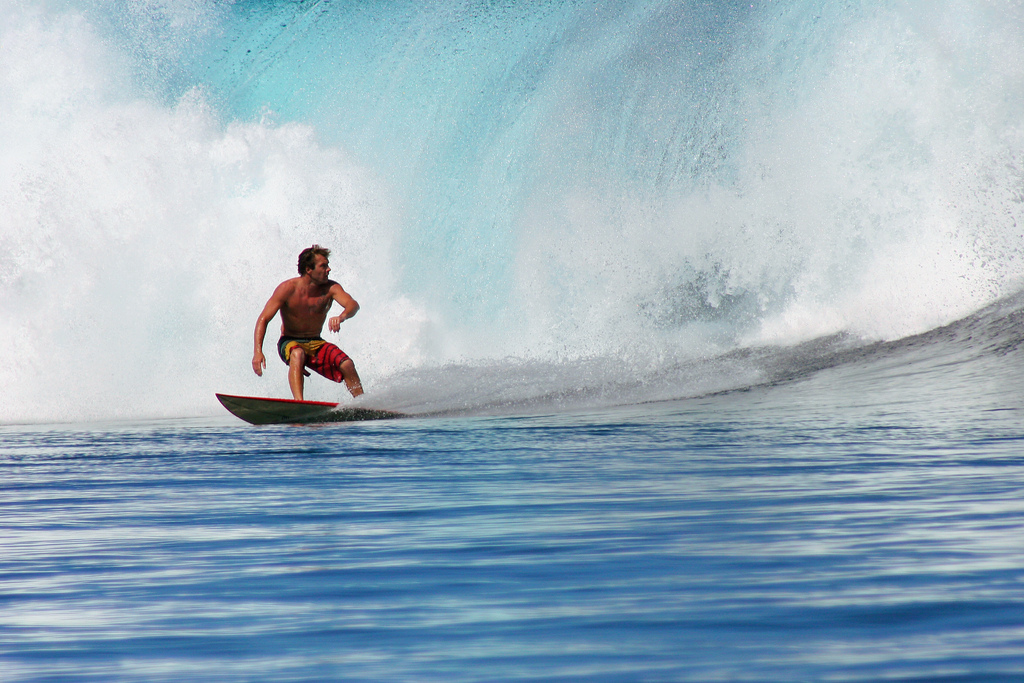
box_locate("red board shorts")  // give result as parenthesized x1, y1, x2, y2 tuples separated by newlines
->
(277, 336, 351, 383)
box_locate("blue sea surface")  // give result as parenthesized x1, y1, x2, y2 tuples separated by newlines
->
(4, 368, 1024, 681)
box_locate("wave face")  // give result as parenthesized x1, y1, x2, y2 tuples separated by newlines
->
(2, 0, 1024, 421)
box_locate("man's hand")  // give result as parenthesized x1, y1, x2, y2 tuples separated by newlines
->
(253, 350, 266, 376)
(328, 314, 346, 333)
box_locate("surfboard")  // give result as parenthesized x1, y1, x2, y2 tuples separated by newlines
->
(216, 393, 404, 425)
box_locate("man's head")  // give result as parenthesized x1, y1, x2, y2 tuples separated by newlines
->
(298, 245, 331, 275)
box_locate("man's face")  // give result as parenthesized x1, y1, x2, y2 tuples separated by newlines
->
(309, 255, 331, 284)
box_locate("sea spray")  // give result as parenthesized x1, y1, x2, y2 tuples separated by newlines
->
(0, 2, 407, 421)
(3, 0, 1024, 422)
(194, 0, 1024, 349)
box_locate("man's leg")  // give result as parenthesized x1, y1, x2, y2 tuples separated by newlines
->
(288, 347, 307, 400)
(340, 359, 363, 397)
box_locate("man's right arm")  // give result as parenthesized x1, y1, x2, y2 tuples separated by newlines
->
(253, 284, 287, 376)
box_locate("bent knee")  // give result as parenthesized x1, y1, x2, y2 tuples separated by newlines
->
(288, 347, 307, 365)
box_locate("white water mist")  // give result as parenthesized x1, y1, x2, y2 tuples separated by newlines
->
(3, 0, 1024, 422)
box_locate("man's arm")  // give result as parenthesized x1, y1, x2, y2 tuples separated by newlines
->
(253, 284, 288, 376)
(327, 283, 359, 333)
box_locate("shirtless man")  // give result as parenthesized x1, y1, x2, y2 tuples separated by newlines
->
(252, 245, 363, 400)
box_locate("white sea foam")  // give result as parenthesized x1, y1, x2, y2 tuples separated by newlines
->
(0, 3, 412, 421)
(511, 1, 1024, 354)
(3, 1, 1024, 422)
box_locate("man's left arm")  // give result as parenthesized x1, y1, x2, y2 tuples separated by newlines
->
(327, 283, 359, 333)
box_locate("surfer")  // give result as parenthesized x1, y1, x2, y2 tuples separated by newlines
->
(252, 245, 364, 400)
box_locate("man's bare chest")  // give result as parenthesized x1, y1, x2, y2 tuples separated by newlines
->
(285, 291, 331, 317)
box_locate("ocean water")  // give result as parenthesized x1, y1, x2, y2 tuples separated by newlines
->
(4, 333, 1024, 681)
(3, 0, 1024, 680)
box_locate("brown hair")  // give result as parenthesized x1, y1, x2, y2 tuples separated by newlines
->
(297, 244, 330, 275)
